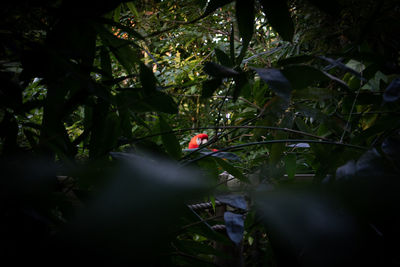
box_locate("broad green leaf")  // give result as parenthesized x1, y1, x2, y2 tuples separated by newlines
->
(236, 0, 255, 54)
(292, 87, 334, 101)
(284, 153, 296, 179)
(255, 189, 360, 266)
(89, 112, 121, 159)
(233, 71, 248, 101)
(294, 117, 312, 134)
(202, 78, 222, 98)
(252, 68, 292, 101)
(259, 0, 294, 42)
(203, 62, 239, 78)
(276, 55, 315, 66)
(146, 91, 178, 114)
(214, 48, 233, 67)
(113, 4, 121, 22)
(69, 155, 213, 264)
(117, 90, 178, 114)
(158, 114, 182, 160)
(196, 157, 220, 180)
(97, 25, 139, 74)
(281, 65, 329, 90)
(214, 157, 249, 183)
(139, 63, 157, 94)
(100, 46, 112, 80)
(126, 2, 139, 17)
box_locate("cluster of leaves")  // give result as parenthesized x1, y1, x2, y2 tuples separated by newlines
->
(1, 0, 400, 266)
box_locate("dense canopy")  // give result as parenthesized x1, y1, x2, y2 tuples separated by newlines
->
(1, 0, 400, 266)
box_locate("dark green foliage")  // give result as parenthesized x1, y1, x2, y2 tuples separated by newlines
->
(1, 0, 400, 266)
(252, 68, 292, 101)
(259, 0, 294, 42)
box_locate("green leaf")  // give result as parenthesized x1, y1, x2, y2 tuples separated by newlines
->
(202, 78, 222, 98)
(214, 157, 249, 183)
(203, 62, 239, 78)
(196, 157, 220, 180)
(70, 154, 213, 264)
(117, 90, 178, 114)
(100, 46, 112, 80)
(276, 55, 315, 66)
(236, 0, 255, 49)
(284, 153, 296, 179)
(294, 117, 311, 133)
(233, 71, 248, 101)
(97, 25, 139, 74)
(214, 48, 233, 67)
(281, 65, 329, 90)
(126, 2, 139, 17)
(259, 0, 294, 42)
(113, 4, 121, 22)
(158, 114, 182, 160)
(252, 68, 292, 101)
(292, 87, 334, 101)
(89, 112, 121, 159)
(139, 63, 157, 94)
(146, 91, 178, 114)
